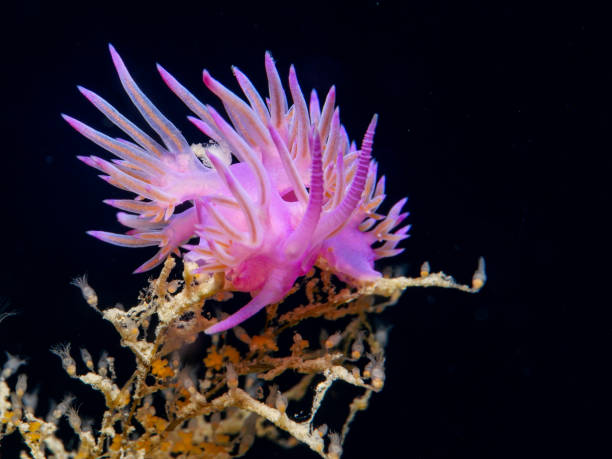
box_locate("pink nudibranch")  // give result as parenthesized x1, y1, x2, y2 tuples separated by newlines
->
(63, 44, 410, 333)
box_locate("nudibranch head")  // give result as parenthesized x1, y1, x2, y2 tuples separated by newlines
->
(63, 44, 410, 333)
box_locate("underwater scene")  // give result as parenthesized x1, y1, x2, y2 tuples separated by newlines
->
(2, 1, 588, 458)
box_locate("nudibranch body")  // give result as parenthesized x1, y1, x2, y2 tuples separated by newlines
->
(63, 45, 409, 333)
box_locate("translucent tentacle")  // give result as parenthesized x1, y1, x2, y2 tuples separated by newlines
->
(232, 66, 270, 123)
(75, 86, 166, 158)
(268, 125, 309, 205)
(156, 63, 224, 142)
(86, 231, 158, 248)
(62, 115, 165, 174)
(108, 44, 190, 154)
(103, 199, 157, 215)
(374, 224, 411, 259)
(66, 47, 215, 227)
(323, 109, 341, 168)
(116, 212, 164, 231)
(264, 52, 288, 129)
(77, 155, 173, 203)
(288, 65, 310, 161)
(131, 208, 198, 273)
(318, 86, 336, 141)
(203, 70, 274, 153)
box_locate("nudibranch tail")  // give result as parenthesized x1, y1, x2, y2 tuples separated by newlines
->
(204, 271, 285, 335)
(65, 44, 410, 332)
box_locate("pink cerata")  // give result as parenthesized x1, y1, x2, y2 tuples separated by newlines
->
(63, 44, 410, 334)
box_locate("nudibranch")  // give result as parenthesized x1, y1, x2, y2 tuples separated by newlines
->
(63, 45, 409, 334)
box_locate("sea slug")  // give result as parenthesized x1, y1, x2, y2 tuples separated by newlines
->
(63, 45, 409, 333)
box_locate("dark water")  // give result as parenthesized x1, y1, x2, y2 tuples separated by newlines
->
(0, 1, 605, 458)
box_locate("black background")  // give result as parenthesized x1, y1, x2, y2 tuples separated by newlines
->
(0, 1, 607, 458)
